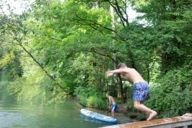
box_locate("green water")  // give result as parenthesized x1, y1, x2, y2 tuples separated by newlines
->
(0, 101, 110, 128)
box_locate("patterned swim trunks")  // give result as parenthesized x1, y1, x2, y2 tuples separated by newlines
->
(132, 82, 149, 102)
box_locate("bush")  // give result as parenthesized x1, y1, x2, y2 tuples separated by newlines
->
(146, 67, 192, 118)
(74, 86, 107, 109)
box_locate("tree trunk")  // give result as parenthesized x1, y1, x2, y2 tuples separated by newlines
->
(110, 4, 125, 102)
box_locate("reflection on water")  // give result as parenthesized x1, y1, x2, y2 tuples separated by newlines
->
(0, 101, 110, 128)
(0, 111, 24, 128)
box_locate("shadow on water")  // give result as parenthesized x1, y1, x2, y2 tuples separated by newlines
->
(0, 100, 114, 128)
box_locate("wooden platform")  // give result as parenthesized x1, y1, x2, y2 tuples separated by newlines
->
(101, 113, 192, 128)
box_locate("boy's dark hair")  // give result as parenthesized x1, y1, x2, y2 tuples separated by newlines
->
(117, 63, 127, 69)
(106, 91, 113, 96)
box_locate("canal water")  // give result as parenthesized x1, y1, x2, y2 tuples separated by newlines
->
(0, 100, 110, 128)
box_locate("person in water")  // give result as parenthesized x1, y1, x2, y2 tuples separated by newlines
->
(106, 63, 157, 120)
(106, 92, 118, 117)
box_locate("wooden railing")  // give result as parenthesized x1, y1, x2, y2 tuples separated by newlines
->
(101, 113, 192, 128)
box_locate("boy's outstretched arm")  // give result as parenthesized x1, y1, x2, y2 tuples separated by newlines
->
(106, 69, 125, 77)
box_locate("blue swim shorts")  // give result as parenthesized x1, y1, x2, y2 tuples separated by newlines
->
(111, 103, 118, 112)
(132, 82, 149, 102)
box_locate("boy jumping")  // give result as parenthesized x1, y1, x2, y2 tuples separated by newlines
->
(106, 63, 157, 120)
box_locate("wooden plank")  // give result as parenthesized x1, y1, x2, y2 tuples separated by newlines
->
(101, 114, 192, 128)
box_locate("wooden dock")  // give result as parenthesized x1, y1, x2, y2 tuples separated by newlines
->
(101, 113, 192, 128)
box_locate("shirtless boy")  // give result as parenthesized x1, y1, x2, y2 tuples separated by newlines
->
(106, 63, 157, 120)
(106, 92, 118, 117)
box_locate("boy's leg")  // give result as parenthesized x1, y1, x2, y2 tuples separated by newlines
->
(147, 111, 157, 121)
(111, 110, 115, 117)
(133, 82, 157, 120)
(111, 104, 115, 117)
(134, 101, 157, 121)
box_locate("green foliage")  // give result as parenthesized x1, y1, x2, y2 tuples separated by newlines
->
(146, 65, 192, 117)
(68, 53, 102, 87)
(131, 0, 192, 72)
(0, 50, 23, 80)
(74, 86, 107, 109)
(87, 96, 106, 109)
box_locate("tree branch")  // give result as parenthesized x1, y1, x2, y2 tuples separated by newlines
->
(16, 42, 67, 90)
(106, 0, 129, 27)
(74, 14, 128, 42)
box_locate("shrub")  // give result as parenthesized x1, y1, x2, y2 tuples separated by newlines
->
(146, 67, 192, 117)
(74, 86, 107, 109)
